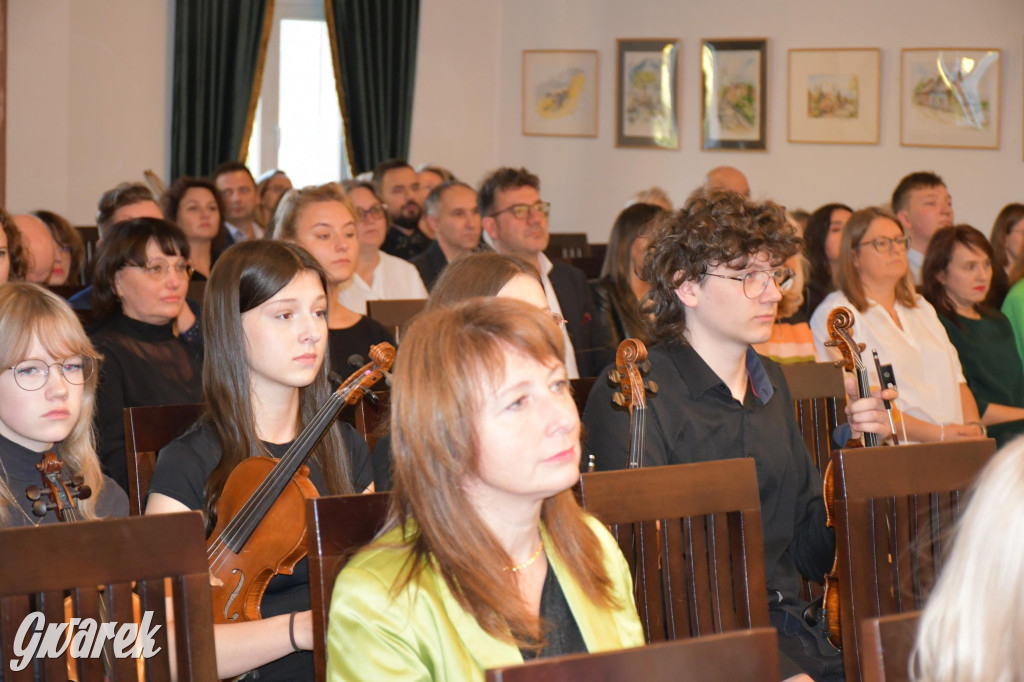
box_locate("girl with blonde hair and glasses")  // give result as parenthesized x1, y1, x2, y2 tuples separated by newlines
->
(810, 206, 984, 443)
(0, 283, 127, 527)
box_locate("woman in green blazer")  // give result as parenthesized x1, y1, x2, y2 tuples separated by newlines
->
(327, 298, 645, 681)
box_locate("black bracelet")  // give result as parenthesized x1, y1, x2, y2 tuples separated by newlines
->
(288, 611, 300, 653)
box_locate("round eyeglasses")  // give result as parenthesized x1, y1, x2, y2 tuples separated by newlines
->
(704, 267, 795, 299)
(6, 358, 97, 391)
(125, 261, 195, 279)
(853, 236, 911, 253)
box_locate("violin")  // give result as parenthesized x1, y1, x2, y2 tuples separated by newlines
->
(207, 342, 395, 624)
(608, 339, 657, 469)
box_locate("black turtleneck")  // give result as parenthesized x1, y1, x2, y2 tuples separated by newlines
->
(90, 313, 203, 491)
(0, 433, 128, 527)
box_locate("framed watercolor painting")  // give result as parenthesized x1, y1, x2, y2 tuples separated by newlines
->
(615, 38, 680, 150)
(700, 38, 767, 151)
(787, 48, 880, 145)
(900, 48, 1000, 149)
(522, 50, 599, 137)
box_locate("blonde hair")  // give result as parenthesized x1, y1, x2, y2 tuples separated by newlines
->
(836, 206, 917, 312)
(0, 284, 105, 524)
(912, 441, 1024, 681)
(388, 298, 617, 648)
(267, 182, 356, 242)
(777, 251, 808, 320)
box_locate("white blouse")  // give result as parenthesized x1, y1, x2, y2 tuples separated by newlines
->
(810, 291, 966, 438)
(336, 251, 428, 315)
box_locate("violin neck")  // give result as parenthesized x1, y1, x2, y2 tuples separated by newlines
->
(221, 392, 346, 553)
(626, 404, 646, 469)
(856, 366, 879, 448)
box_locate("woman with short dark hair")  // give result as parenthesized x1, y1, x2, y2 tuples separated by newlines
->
(88, 218, 203, 489)
(161, 176, 230, 279)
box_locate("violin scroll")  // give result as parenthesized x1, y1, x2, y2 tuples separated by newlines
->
(26, 451, 91, 520)
(823, 306, 867, 373)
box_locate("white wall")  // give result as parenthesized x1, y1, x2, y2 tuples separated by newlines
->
(408, 0, 501, 186)
(7, 0, 170, 224)
(490, 0, 1024, 241)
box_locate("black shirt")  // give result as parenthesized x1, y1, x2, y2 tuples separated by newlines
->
(381, 224, 431, 261)
(0, 433, 128, 527)
(90, 313, 203, 491)
(520, 563, 587, 660)
(328, 316, 395, 379)
(582, 342, 834, 601)
(147, 420, 373, 681)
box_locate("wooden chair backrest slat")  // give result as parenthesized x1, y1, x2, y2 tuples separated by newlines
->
(833, 440, 995, 681)
(544, 233, 590, 260)
(485, 627, 779, 682)
(0, 512, 217, 681)
(307, 493, 390, 681)
(578, 459, 769, 642)
(124, 403, 202, 515)
(859, 610, 921, 682)
(366, 298, 426, 342)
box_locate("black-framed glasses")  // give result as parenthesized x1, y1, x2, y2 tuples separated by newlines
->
(6, 357, 97, 391)
(355, 204, 387, 222)
(704, 267, 795, 299)
(491, 201, 551, 220)
(853, 236, 911, 253)
(125, 261, 194, 279)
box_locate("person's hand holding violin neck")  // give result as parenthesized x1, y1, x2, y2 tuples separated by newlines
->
(843, 373, 898, 440)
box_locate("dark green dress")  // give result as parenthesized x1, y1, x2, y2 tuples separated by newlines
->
(939, 312, 1024, 446)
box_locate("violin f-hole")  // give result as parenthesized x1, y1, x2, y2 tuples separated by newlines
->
(223, 570, 246, 621)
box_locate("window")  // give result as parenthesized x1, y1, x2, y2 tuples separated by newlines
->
(246, 0, 349, 186)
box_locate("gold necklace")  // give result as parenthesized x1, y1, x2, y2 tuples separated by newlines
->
(504, 540, 544, 573)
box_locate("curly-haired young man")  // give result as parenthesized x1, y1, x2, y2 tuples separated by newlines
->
(583, 188, 895, 681)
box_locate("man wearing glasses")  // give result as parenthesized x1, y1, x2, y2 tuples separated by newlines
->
(478, 166, 610, 378)
(582, 188, 895, 681)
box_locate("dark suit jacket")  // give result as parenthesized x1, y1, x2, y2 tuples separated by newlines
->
(549, 260, 612, 377)
(410, 241, 448, 291)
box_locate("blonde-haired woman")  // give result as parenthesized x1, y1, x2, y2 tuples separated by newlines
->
(0, 283, 127, 526)
(269, 184, 393, 375)
(912, 441, 1024, 680)
(810, 206, 984, 443)
(328, 299, 644, 681)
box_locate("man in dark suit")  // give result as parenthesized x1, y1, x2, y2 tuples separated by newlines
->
(479, 167, 610, 377)
(411, 181, 483, 290)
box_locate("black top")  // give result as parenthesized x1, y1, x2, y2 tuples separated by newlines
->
(549, 261, 613, 377)
(591, 279, 651, 348)
(147, 420, 373, 681)
(0, 433, 128, 528)
(327, 316, 395, 379)
(381, 224, 431, 261)
(939, 312, 1024, 446)
(582, 342, 833, 601)
(519, 563, 587, 660)
(410, 240, 449, 291)
(90, 313, 203, 492)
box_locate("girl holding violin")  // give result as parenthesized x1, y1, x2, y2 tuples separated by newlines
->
(146, 241, 373, 680)
(810, 207, 985, 443)
(0, 283, 127, 527)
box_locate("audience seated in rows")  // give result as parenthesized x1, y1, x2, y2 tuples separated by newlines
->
(257, 168, 293, 227)
(373, 158, 431, 260)
(213, 160, 264, 241)
(801, 203, 852, 320)
(415, 163, 454, 239)
(162, 176, 231, 280)
(892, 171, 954, 283)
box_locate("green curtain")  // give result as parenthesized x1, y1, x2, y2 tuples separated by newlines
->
(170, 0, 273, 180)
(325, 0, 420, 175)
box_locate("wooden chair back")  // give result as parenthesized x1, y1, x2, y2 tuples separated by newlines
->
(859, 611, 921, 682)
(354, 390, 390, 451)
(577, 459, 769, 642)
(780, 361, 846, 476)
(124, 403, 202, 515)
(832, 440, 995, 681)
(366, 298, 426, 343)
(485, 627, 779, 682)
(306, 493, 391, 681)
(0, 512, 216, 681)
(75, 226, 100, 280)
(545, 233, 590, 259)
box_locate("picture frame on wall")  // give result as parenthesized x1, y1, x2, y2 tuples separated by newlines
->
(787, 48, 881, 145)
(900, 48, 1001, 149)
(700, 38, 767, 151)
(615, 38, 680, 150)
(521, 50, 599, 137)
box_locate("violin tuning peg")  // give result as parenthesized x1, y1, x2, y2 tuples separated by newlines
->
(612, 393, 626, 407)
(70, 474, 85, 487)
(25, 485, 42, 501)
(73, 485, 93, 501)
(640, 360, 651, 373)
(360, 386, 381, 408)
(607, 370, 621, 385)
(31, 499, 51, 517)
(646, 380, 659, 395)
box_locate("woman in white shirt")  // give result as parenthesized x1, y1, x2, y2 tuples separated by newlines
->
(810, 206, 984, 443)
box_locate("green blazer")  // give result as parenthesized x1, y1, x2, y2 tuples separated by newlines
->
(327, 515, 645, 681)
